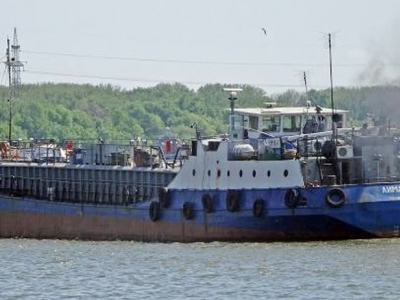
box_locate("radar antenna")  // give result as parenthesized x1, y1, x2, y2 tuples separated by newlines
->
(223, 87, 243, 140)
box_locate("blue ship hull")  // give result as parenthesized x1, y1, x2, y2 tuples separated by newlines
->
(1, 182, 399, 242)
(0, 93, 399, 242)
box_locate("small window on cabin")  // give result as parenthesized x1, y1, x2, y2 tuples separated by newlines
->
(243, 115, 249, 128)
(249, 116, 259, 130)
(333, 114, 344, 128)
(262, 116, 281, 132)
(282, 115, 301, 132)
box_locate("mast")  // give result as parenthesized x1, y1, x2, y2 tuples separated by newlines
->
(328, 33, 335, 132)
(3, 28, 24, 142)
(223, 87, 243, 140)
(301, 71, 310, 135)
(327, 33, 340, 184)
(11, 28, 23, 91)
(303, 71, 309, 100)
(6, 38, 12, 143)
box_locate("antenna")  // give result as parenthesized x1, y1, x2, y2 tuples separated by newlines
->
(328, 33, 334, 132)
(303, 71, 310, 107)
(302, 71, 310, 135)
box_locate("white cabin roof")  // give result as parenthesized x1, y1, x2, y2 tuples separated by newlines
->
(234, 106, 348, 116)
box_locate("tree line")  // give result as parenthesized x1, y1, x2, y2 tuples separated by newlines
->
(0, 82, 399, 142)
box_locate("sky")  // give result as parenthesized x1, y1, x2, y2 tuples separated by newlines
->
(1, 0, 400, 94)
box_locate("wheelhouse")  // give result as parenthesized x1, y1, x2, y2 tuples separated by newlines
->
(234, 105, 348, 138)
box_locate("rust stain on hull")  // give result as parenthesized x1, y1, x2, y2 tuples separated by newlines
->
(0, 211, 267, 242)
(0, 210, 382, 242)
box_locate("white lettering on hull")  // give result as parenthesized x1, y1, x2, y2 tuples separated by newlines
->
(382, 185, 400, 194)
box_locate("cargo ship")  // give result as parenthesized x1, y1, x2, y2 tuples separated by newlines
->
(2, 29, 400, 242)
(1, 87, 400, 242)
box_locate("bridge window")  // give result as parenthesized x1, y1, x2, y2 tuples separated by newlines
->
(283, 115, 301, 132)
(262, 116, 281, 132)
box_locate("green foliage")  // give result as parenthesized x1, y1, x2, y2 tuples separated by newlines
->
(1, 83, 399, 142)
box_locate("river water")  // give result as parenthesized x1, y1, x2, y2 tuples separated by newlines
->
(0, 238, 399, 299)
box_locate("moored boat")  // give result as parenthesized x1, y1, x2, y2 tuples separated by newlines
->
(1, 89, 400, 242)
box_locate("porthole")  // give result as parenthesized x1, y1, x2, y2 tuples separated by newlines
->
(253, 170, 256, 177)
(208, 170, 211, 177)
(217, 169, 221, 177)
(267, 170, 271, 177)
(284, 170, 289, 177)
(192, 169, 196, 176)
(239, 170, 243, 177)
(227, 170, 230, 177)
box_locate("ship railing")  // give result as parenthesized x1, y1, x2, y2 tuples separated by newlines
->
(0, 140, 67, 163)
(151, 145, 188, 169)
(230, 127, 297, 161)
(0, 138, 192, 168)
(282, 128, 353, 158)
(59, 140, 155, 167)
(0, 172, 172, 205)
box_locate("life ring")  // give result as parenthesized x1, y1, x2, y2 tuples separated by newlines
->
(226, 190, 240, 212)
(253, 199, 264, 217)
(284, 188, 299, 209)
(182, 202, 194, 220)
(149, 201, 161, 222)
(158, 187, 169, 208)
(326, 188, 346, 208)
(202, 194, 213, 213)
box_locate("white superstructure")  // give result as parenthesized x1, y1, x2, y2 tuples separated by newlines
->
(168, 138, 304, 190)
